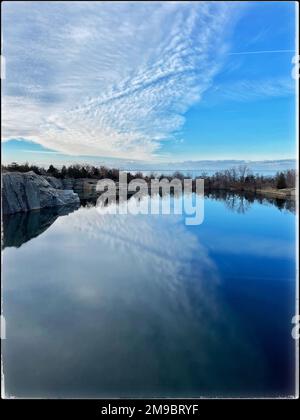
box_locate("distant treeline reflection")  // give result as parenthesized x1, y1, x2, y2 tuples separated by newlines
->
(3, 191, 294, 250)
(205, 190, 295, 214)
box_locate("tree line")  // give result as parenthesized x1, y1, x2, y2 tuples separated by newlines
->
(2, 162, 296, 190)
(199, 165, 295, 190)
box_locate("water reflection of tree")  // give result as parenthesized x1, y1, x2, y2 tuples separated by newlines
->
(225, 194, 251, 214)
(3, 190, 295, 250)
(87, 188, 295, 215)
(204, 190, 295, 215)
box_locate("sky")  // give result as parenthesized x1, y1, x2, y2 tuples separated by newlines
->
(1, 1, 298, 168)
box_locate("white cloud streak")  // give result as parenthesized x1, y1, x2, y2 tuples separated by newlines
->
(2, 1, 237, 160)
(205, 77, 294, 103)
(228, 49, 295, 55)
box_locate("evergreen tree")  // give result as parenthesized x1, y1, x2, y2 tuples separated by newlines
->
(276, 172, 287, 189)
(47, 164, 59, 177)
(61, 165, 67, 178)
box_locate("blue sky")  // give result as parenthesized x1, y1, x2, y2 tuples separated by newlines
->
(2, 1, 297, 166)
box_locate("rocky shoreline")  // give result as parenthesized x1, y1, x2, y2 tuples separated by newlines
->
(2, 171, 296, 216)
(2, 171, 80, 215)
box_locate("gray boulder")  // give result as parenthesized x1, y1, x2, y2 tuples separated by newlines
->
(62, 178, 75, 190)
(44, 176, 63, 189)
(2, 171, 80, 215)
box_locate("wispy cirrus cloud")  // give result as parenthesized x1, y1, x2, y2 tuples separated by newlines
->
(228, 49, 295, 56)
(2, 1, 240, 160)
(204, 77, 294, 104)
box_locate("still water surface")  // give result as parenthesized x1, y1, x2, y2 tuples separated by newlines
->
(2, 193, 296, 397)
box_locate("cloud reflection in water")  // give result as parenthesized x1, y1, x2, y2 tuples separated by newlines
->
(3, 200, 270, 398)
